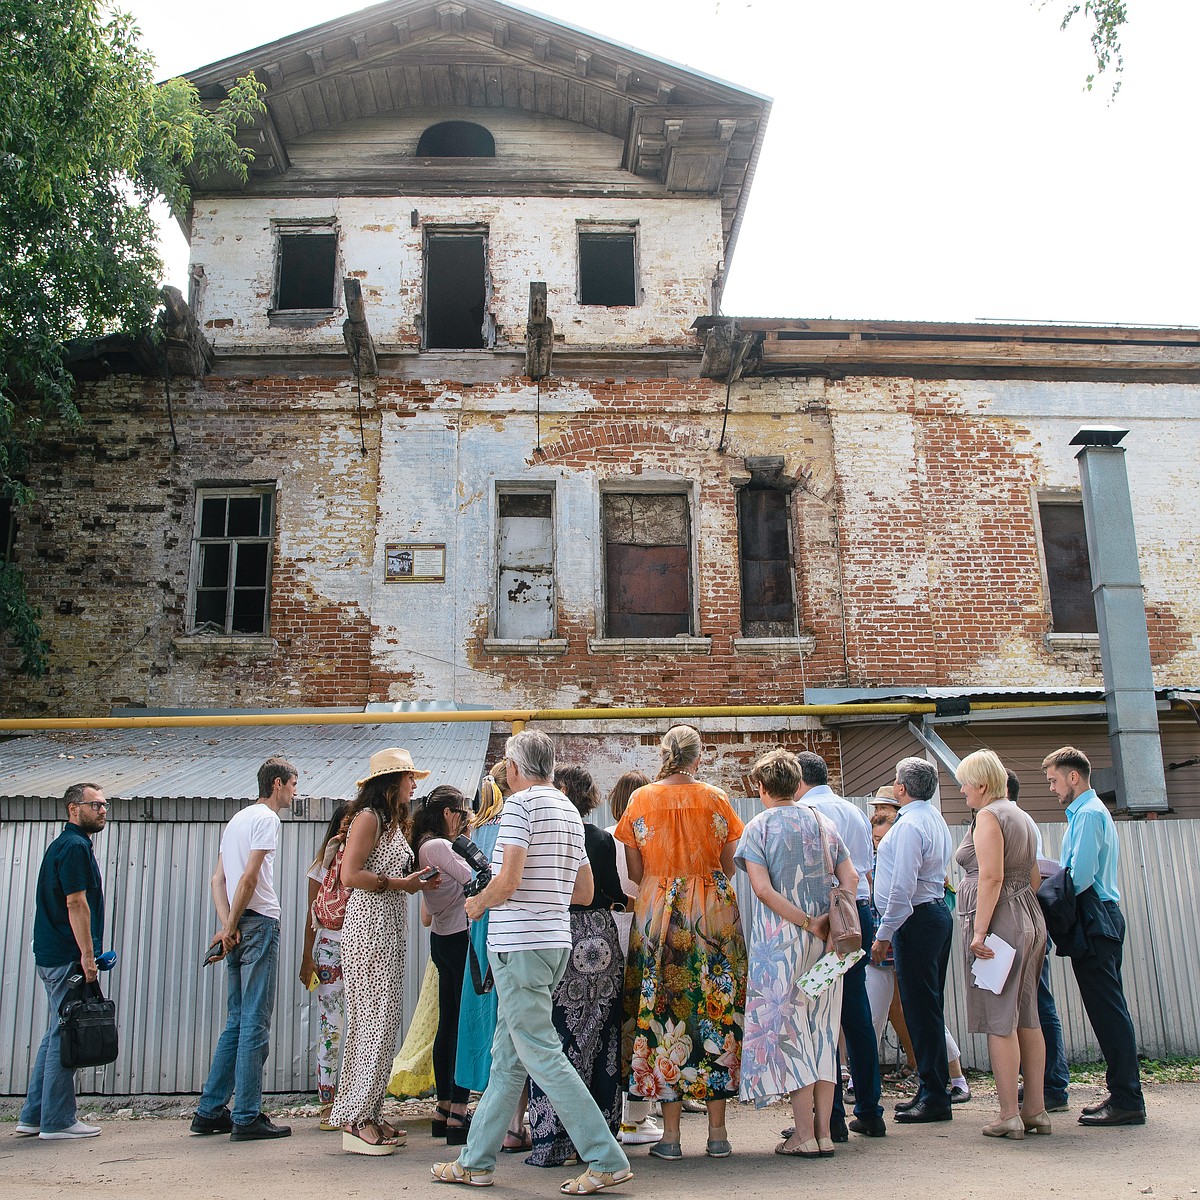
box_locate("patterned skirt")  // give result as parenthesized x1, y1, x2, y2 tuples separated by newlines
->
(527, 909, 624, 1166)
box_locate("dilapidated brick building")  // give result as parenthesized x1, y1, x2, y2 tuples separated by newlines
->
(4, 0, 1199, 819)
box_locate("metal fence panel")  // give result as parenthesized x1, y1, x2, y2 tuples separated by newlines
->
(4, 810, 1199, 1094)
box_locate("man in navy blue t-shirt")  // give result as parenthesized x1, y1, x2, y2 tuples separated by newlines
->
(17, 783, 108, 1141)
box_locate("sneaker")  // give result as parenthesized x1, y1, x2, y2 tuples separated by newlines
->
(39, 1122, 101, 1140)
(230, 1113, 291, 1141)
(14, 1123, 39, 1137)
(189, 1106, 233, 1135)
(681, 1098, 706, 1114)
(619, 1117, 663, 1145)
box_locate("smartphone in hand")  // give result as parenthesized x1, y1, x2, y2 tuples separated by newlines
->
(418, 866, 440, 882)
(202, 943, 225, 967)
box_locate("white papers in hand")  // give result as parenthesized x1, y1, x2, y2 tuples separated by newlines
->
(970, 933, 1016, 995)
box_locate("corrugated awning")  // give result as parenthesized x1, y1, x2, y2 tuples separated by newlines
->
(0, 705, 492, 805)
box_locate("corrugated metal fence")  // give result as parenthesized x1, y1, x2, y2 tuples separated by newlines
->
(3, 809, 1198, 1095)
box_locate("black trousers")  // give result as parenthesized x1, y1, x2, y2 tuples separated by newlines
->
(430, 928, 471, 1105)
(893, 898, 953, 1111)
(1071, 902, 1143, 1112)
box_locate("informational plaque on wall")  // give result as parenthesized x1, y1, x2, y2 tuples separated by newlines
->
(385, 542, 446, 583)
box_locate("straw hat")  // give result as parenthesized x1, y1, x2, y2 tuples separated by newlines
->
(356, 747, 431, 787)
(871, 784, 900, 810)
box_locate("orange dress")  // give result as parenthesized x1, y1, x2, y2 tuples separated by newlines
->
(614, 781, 747, 1101)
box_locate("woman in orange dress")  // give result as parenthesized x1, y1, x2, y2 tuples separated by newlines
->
(614, 725, 747, 1161)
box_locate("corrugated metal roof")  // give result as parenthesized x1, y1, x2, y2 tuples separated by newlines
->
(806, 685, 1200, 705)
(0, 707, 493, 803)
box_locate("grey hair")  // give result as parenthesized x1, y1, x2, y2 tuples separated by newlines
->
(505, 729, 556, 783)
(895, 756, 938, 802)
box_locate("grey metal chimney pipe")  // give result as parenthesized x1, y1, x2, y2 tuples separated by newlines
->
(1072, 426, 1168, 813)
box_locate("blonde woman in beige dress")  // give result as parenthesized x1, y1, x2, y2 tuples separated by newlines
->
(954, 749, 1049, 1140)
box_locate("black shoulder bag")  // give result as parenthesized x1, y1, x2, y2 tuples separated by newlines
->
(58, 964, 119, 1069)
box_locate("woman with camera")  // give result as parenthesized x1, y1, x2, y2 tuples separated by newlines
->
(412, 785, 476, 1144)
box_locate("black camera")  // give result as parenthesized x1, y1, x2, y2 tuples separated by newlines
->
(452, 834, 493, 897)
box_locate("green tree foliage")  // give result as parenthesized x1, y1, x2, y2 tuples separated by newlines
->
(0, 0, 263, 674)
(1058, 0, 1128, 95)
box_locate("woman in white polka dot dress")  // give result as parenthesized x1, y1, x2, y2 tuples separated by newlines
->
(331, 748, 442, 1156)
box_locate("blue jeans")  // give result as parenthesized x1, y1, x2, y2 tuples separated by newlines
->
(20, 962, 80, 1134)
(833, 899, 883, 1123)
(1038, 948, 1069, 1106)
(197, 911, 280, 1126)
(459, 948, 628, 1177)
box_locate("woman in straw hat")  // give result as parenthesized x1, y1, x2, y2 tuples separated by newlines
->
(330, 748, 442, 1155)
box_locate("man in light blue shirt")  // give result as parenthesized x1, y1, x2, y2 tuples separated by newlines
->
(798, 753, 884, 1139)
(871, 757, 953, 1123)
(1044, 746, 1144, 1127)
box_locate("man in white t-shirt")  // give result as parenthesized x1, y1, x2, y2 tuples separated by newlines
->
(190, 757, 296, 1143)
(432, 730, 632, 1193)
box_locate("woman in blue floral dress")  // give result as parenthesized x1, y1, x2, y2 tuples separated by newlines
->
(736, 749, 857, 1158)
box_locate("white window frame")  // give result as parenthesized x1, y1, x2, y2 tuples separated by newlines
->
(187, 484, 277, 636)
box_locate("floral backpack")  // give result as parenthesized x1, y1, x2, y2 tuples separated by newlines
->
(312, 843, 350, 930)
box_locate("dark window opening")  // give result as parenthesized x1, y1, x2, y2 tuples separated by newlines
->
(191, 489, 274, 635)
(1040, 502, 1097, 634)
(426, 235, 487, 349)
(276, 233, 337, 310)
(603, 493, 691, 638)
(0, 493, 16, 564)
(738, 487, 795, 637)
(579, 233, 637, 306)
(416, 121, 496, 157)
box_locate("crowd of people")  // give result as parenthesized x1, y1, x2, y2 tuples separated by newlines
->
(19, 729, 1147, 1192)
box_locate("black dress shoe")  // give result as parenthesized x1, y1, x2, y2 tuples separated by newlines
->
(1077, 1102, 1145, 1127)
(893, 1100, 952, 1124)
(848, 1116, 887, 1137)
(230, 1113, 292, 1141)
(1080, 1095, 1113, 1116)
(189, 1106, 233, 1135)
(829, 1118, 849, 1144)
(894, 1096, 917, 1113)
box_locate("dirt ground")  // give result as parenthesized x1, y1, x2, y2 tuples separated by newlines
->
(2, 1081, 1194, 1200)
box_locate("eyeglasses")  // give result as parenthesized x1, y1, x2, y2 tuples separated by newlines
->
(81, 801, 108, 811)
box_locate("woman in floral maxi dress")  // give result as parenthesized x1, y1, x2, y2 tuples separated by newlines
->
(736, 748, 857, 1158)
(614, 725, 747, 1160)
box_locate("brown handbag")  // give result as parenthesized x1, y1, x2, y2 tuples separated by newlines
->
(815, 810, 863, 955)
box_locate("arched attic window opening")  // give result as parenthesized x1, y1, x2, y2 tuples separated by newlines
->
(416, 121, 496, 157)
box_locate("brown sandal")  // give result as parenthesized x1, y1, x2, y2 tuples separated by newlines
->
(501, 1125, 531, 1152)
(343, 1122, 399, 1156)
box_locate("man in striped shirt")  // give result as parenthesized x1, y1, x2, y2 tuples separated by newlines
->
(433, 730, 632, 1193)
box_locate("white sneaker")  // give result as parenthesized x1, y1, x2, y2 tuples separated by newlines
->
(619, 1117, 663, 1145)
(14, 1123, 39, 1137)
(39, 1121, 101, 1140)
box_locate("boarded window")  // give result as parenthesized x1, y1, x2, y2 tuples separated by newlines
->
(276, 232, 337, 310)
(426, 234, 487, 349)
(416, 121, 496, 157)
(190, 488, 275, 635)
(1040, 501, 1097, 634)
(579, 233, 637, 306)
(738, 487, 795, 636)
(603, 493, 691, 638)
(496, 490, 555, 639)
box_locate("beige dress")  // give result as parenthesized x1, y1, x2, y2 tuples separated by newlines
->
(954, 800, 1046, 1036)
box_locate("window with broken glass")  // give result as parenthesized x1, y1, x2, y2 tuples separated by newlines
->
(495, 489, 556, 639)
(1039, 500, 1098, 634)
(737, 485, 797, 637)
(602, 492, 692, 638)
(188, 487, 275, 635)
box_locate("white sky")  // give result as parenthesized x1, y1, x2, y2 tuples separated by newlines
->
(119, 0, 1200, 328)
